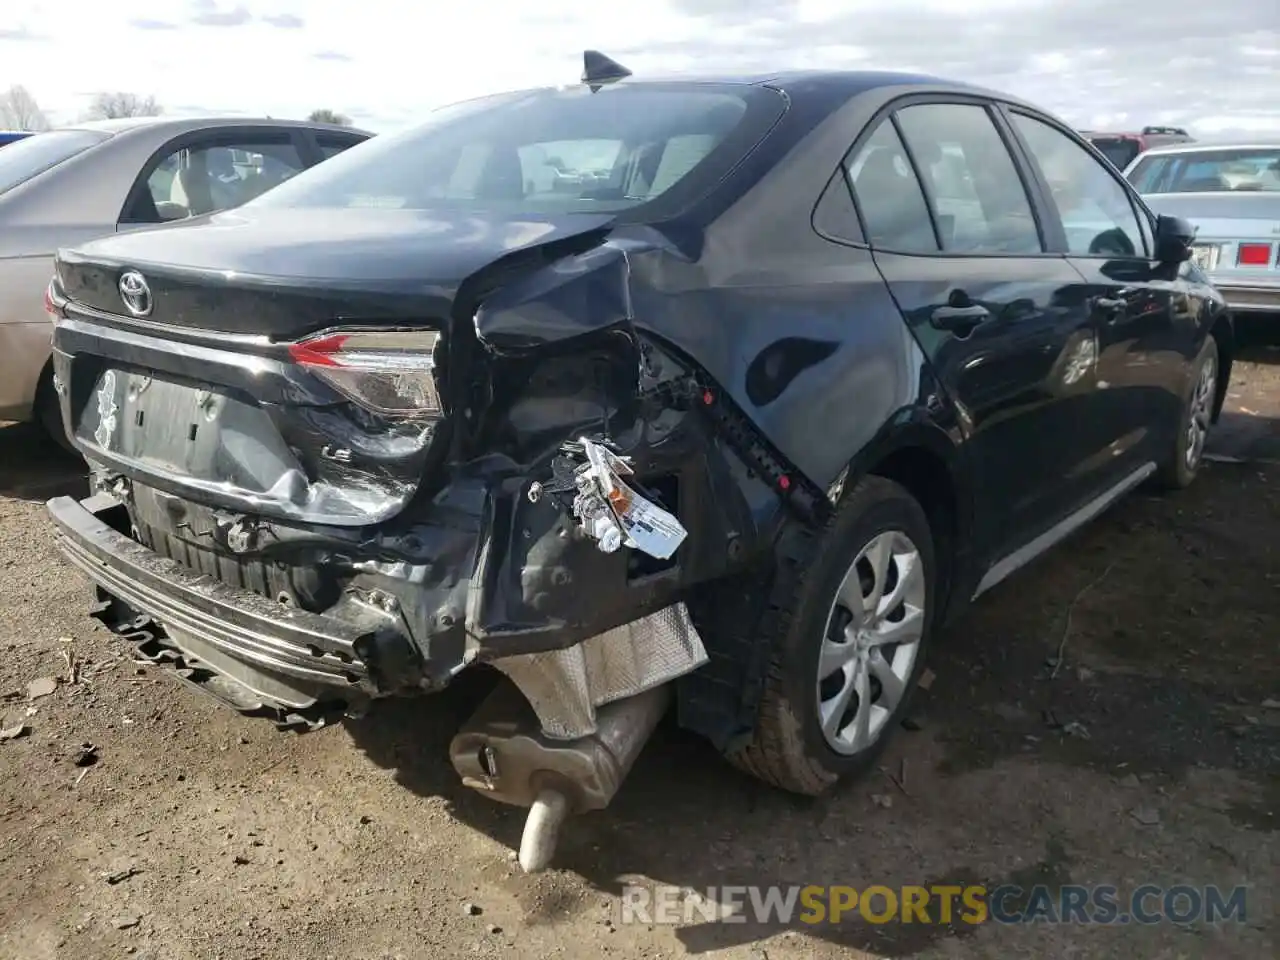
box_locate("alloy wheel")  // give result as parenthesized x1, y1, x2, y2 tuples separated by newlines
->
(816, 530, 926, 756)
(1185, 353, 1217, 471)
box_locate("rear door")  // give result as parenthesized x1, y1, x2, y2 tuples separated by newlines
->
(1004, 109, 1191, 486)
(846, 98, 1098, 564)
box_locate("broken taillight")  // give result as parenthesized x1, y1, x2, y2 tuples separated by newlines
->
(44, 279, 66, 322)
(287, 329, 443, 419)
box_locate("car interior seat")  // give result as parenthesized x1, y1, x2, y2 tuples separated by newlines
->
(169, 154, 216, 217)
(853, 147, 937, 249)
(476, 145, 527, 200)
(646, 135, 715, 197)
(1179, 173, 1230, 192)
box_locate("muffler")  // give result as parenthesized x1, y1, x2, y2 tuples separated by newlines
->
(449, 679, 671, 872)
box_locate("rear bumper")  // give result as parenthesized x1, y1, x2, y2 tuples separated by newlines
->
(47, 473, 697, 719)
(1208, 280, 1280, 314)
(47, 491, 421, 713)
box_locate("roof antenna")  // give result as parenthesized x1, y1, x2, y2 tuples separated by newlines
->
(582, 50, 632, 92)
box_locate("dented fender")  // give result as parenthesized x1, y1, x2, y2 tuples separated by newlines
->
(471, 225, 926, 495)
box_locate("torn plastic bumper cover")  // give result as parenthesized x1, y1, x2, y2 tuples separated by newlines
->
(47, 491, 407, 720)
(46, 434, 700, 721)
(563, 437, 687, 560)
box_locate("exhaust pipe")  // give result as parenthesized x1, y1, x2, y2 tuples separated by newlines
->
(449, 679, 671, 872)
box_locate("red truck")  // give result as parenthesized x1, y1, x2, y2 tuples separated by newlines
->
(1083, 125, 1194, 172)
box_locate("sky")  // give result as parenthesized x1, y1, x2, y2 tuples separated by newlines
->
(1, 0, 1278, 136)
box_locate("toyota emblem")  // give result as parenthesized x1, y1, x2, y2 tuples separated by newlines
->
(118, 270, 153, 318)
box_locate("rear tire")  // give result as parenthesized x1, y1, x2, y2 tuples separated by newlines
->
(35, 366, 75, 455)
(1154, 334, 1218, 490)
(726, 476, 936, 796)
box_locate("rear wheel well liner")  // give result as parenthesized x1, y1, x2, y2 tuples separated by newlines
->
(1208, 312, 1233, 422)
(678, 419, 967, 752)
(864, 442, 959, 617)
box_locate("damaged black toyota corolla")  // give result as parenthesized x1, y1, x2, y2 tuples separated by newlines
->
(44, 54, 1231, 869)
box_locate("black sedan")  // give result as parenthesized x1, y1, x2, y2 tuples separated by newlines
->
(43, 53, 1230, 869)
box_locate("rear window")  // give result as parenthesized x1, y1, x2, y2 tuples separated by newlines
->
(0, 129, 108, 195)
(1127, 148, 1280, 194)
(1089, 137, 1141, 172)
(248, 84, 784, 217)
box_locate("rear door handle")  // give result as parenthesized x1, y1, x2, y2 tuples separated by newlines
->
(931, 303, 990, 335)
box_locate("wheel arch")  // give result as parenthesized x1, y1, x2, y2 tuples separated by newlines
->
(843, 414, 971, 621)
(1206, 307, 1233, 423)
(676, 405, 973, 753)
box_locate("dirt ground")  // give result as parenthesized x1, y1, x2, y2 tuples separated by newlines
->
(1, 328, 1277, 960)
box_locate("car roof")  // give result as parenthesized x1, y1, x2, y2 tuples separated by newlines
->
(1088, 131, 1187, 140)
(1135, 140, 1280, 157)
(686, 69, 1014, 97)
(661, 68, 963, 87)
(473, 70, 1046, 120)
(54, 115, 374, 138)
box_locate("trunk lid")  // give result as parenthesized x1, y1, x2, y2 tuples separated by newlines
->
(1145, 193, 1280, 278)
(56, 206, 616, 337)
(53, 207, 616, 527)
(1143, 192, 1280, 241)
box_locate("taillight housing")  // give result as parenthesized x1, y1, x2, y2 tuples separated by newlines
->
(287, 329, 443, 419)
(1237, 242, 1273, 267)
(44, 278, 66, 322)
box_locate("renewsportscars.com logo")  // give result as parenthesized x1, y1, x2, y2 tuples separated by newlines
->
(619, 883, 1250, 926)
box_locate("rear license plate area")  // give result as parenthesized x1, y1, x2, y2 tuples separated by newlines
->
(77, 367, 299, 498)
(1189, 243, 1219, 271)
(80, 368, 229, 469)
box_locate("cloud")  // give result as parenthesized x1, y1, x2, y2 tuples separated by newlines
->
(0, 26, 44, 41)
(313, 51, 352, 62)
(190, 3, 252, 27)
(129, 18, 178, 30)
(605, 0, 1280, 134)
(263, 13, 305, 28)
(5, 0, 1279, 136)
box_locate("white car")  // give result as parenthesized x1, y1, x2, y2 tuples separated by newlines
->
(1125, 141, 1280, 315)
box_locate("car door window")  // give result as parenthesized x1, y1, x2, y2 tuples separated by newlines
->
(1011, 113, 1147, 258)
(846, 120, 939, 252)
(894, 103, 1043, 255)
(131, 137, 306, 223)
(316, 136, 364, 160)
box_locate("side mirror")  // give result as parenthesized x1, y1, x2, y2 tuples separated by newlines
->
(1154, 214, 1197, 264)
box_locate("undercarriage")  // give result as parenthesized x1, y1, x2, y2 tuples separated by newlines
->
(52, 485, 715, 870)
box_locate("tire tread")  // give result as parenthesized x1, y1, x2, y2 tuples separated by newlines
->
(726, 475, 928, 795)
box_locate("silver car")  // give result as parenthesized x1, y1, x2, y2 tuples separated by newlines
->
(0, 116, 371, 440)
(1125, 141, 1280, 315)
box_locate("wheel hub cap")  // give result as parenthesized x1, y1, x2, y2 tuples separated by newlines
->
(816, 530, 926, 756)
(1185, 354, 1217, 471)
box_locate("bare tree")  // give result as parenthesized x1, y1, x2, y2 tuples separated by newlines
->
(307, 108, 351, 126)
(0, 85, 50, 131)
(85, 92, 162, 120)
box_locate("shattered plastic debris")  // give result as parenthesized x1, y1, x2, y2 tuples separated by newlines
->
(26, 677, 58, 700)
(1130, 807, 1161, 827)
(101, 866, 142, 885)
(571, 438, 687, 560)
